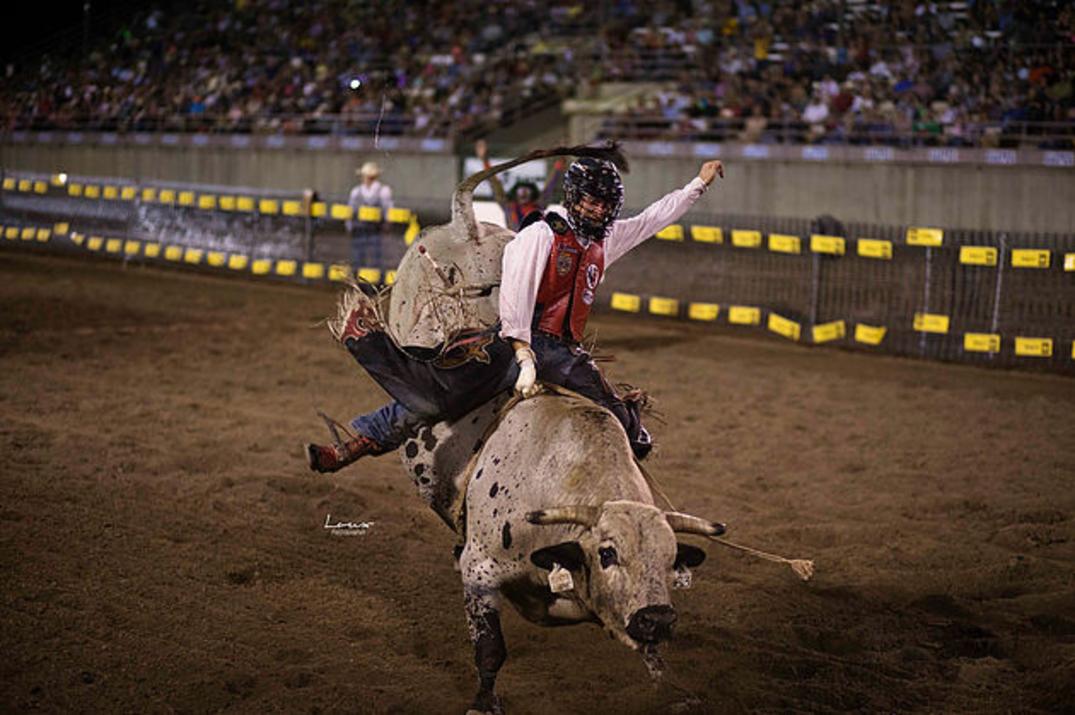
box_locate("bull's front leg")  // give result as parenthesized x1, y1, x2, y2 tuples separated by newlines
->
(462, 556, 507, 714)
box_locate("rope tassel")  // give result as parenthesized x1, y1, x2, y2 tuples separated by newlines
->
(707, 536, 815, 581)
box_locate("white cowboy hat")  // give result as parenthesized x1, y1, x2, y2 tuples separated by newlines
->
(357, 161, 381, 178)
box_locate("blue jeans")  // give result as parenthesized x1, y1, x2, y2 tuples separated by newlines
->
(350, 225, 384, 269)
(347, 329, 650, 458)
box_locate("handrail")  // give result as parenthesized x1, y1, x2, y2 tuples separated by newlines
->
(597, 114, 1075, 149)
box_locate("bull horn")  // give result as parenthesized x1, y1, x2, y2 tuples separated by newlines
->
(450, 141, 629, 243)
(665, 512, 726, 537)
(525, 506, 599, 528)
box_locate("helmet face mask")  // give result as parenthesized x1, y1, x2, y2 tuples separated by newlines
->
(563, 157, 624, 240)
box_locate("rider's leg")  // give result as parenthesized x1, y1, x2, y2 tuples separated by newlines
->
(531, 334, 652, 459)
(307, 401, 423, 473)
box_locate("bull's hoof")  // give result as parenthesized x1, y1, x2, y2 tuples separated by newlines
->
(467, 692, 503, 715)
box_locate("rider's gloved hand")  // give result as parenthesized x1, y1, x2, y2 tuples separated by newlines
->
(513, 344, 539, 398)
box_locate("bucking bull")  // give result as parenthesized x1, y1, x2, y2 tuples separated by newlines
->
(318, 145, 812, 714)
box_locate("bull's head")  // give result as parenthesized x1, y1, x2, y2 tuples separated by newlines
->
(525, 501, 723, 654)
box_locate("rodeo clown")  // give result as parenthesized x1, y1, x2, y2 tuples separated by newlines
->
(307, 155, 724, 473)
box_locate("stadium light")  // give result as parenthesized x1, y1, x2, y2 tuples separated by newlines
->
(349, 78, 361, 91)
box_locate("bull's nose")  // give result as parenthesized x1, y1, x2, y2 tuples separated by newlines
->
(626, 605, 677, 643)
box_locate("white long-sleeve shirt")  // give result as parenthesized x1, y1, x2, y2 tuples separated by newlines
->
(499, 176, 709, 344)
(346, 180, 394, 231)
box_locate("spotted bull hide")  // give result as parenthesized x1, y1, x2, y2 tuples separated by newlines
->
(400, 393, 724, 714)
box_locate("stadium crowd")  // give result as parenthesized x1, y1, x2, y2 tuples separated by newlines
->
(0, 0, 574, 137)
(1, 0, 1072, 147)
(590, 1, 1075, 147)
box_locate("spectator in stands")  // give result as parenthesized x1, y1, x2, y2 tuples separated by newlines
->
(346, 162, 393, 271)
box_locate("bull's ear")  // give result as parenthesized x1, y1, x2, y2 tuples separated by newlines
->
(530, 542, 585, 571)
(675, 543, 707, 569)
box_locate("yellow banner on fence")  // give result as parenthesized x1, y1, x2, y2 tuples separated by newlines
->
(251, 259, 272, 275)
(159, 189, 176, 204)
(105, 238, 122, 253)
(198, 195, 217, 210)
(236, 196, 255, 212)
(959, 246, 998, 266)
(387, 207, 412, 224)
(914, 313, 950, 334)
(258, 199, 279, 215)
(227, 255, 249, 271)
(328, 264, 351, 281)
(143, 242, 160, 258)
(35, 228, 50, 242)
(218, 196, 236, 211)
(183, 248, 203, 264)
(768, 233, 801, 254)
(810, 234, 846, 255)
(331, 203, 353, 221)
(812, 320, 846, 343)
(857, 238, 892, 260)
(358, 206, 382, 222)
(141, 187, 157, 202)
(1014, 337, 1052, 357)
(855, 323, 887, 345)
(687, 302, 719, 321)
(103, 185, 119, 200)
(963, 332, 1001, 353)
(656, 225, 684, 241)
(207, 251, 226, 267)
(302, 262, 325, 279)
(728, 306, 760, 325)
(610, 292, 641, 313)
(357, 267, 381, 284)
(648, 296, 678, 316)
(906, 227, 943, 246)
(767, 313, 801, 340)
(690, 225, 723, 243)
(731, 230, 762, 248)
(282, 200, 303, 216)
(275, 260, 297, 276)
(124, 240, 141, 256)
(1011, 249, 1050, 269)
(178, 191, 195, 206)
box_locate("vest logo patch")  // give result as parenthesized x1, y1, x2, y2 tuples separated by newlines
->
(585, 263, 600, 289)
(556, 250, 575, 276)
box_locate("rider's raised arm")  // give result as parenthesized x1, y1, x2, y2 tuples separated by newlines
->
(498, 221, 554, 345)
(604, 160, 723, 267)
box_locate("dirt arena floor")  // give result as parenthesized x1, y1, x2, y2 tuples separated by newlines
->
(2, 251, 1074, 714)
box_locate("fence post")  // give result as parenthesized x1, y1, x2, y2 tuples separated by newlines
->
(989, 234, 1007, 362)
(920, 246, 933, 357)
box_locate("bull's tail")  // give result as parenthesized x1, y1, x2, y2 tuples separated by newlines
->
(450, 141, 629, 244)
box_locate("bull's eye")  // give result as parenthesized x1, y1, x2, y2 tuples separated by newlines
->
(598, 546, 618, 569)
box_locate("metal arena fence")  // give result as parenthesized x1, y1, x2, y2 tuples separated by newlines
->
(1, 168, 1073, 376)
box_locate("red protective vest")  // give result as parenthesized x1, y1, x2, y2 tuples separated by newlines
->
(534, 222, 604, 342)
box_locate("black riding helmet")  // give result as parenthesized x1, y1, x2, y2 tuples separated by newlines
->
(563, 157, 624, 241)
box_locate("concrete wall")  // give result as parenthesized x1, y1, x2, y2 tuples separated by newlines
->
(3, 140, 1073, 232)
(0, 142, 459, 204)
(621, 157, 1075, 235)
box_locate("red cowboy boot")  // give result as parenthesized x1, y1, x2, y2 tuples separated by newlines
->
(306, 434, 387, 473)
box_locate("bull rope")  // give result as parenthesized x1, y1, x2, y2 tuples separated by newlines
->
(636, 461, 815, 582)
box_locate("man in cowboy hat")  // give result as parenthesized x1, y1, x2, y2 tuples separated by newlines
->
(347, 161, 394, 271)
